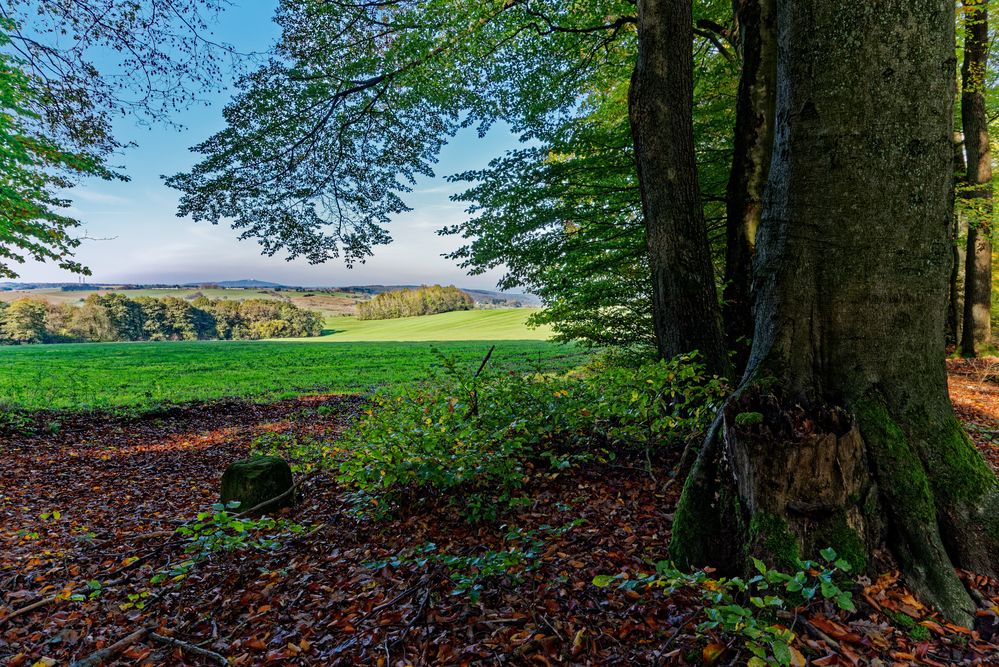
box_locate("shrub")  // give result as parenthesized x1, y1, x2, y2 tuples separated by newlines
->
(336, 351, 726, 518)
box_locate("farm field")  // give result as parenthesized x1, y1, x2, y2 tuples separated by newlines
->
(315, 308, 551, 341)
(0, 339, 584, 411)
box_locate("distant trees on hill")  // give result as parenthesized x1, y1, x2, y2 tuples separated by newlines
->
(356, 285, 475, 321)
(0, 295, 324, 344)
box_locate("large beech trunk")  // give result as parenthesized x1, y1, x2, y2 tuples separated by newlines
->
(629, 0, 729, 376)
(670, 0, 999, 624)
(722, 0, 776, 373)
(960, 0, 994, 357)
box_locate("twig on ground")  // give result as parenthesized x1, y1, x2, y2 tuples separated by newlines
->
(800, 617, 842, 653)
(233, 470, 319, 518)
(69, 628, 150, 667)
(0, 595, 58, 626)
(150, 631, 229, 665)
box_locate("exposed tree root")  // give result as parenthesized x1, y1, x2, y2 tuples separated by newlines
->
(670, 386, 998, 626)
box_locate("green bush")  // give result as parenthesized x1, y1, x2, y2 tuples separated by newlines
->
(336, 351, 726, 518)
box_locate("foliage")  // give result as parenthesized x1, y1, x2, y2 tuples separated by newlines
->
(367, 521, 581, 603)
(168, 0, 738, 350)
(357, 285, 475, 320)
(0, 299, 47, 342)
(0, 29, 117, 279)
(167, 0, 639, 266)
(594, 547, 857, 666)
(0, 294, 323, 345)
(3, 372, 997, 664)
(173, 502, 308, 561)
(444, 0, 737, 349)
(0, 339, 586, 411)
(337, 351, 725, 518)
(251, 431, 334, 474)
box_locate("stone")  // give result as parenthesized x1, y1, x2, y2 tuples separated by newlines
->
(220, 456, 294, 513)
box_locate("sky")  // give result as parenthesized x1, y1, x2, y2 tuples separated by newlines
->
(12, 1, 519, 290)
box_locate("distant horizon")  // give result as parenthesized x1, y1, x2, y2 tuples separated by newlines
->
(0, 277, 535, 295)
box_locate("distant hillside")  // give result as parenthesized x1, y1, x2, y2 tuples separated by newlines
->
(0, 281, 540, 307)
(183, 279, 286, 288)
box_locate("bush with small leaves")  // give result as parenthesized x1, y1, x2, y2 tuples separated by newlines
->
(336, 350, 725, 520)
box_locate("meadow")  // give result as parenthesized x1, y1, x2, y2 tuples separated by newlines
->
(315, 308, 551, 341)
(0, 339, 584, 411)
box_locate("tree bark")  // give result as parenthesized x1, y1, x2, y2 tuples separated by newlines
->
(629, 0, 730, 376)
(949, 132, 968, 345)
(671, 0, 999, 624)
(960, 0, 994, 357)
(723, 0, 777, 374)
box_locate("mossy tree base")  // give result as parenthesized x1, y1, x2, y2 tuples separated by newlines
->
(670, 389, 998, 626)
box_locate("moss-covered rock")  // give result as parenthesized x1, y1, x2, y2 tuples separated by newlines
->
(220, 456, 294, 513)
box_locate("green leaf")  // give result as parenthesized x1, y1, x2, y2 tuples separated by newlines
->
(772, 640, 792, 666)
(834, 558, 852, 573)
(835, 591, 856, 611)
(591, 574, 616, 588)
(819, 547, 837, 562)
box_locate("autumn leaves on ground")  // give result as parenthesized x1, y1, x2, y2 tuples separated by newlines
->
(0, 360, 995, 666)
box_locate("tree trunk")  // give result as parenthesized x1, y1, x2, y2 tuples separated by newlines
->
(960, 0, 994, 357)
(629, 0, 730, 376)
(949, 132, 968, 345)
(671, 0, 999, 625)
(723, 0, 777, 374)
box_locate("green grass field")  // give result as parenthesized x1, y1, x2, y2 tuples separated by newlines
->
(313, 309, 551, 341)
(0, 339, 585, 411)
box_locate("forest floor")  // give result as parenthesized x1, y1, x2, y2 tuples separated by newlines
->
(0, 360, 997, 666)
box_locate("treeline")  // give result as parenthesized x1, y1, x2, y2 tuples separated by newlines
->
(0, 294, 324, 344)
(356, 285, 474, 320)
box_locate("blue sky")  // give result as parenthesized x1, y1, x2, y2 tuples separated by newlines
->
(15, 1, 517, 289)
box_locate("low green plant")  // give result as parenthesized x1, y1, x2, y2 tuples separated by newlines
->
(593, 547, 857, 666)
(886, 610, 931, 640)
(0, 406, 34, 435)
(368, 521, 580, 603)
(337, 351, 725, 520)
(250, 431, 334, 473)
(172, 501, 308, 557)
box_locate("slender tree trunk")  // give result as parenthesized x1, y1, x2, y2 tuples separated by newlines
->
(629, 0, 730, 376)
(960, 0, 994, 356)
(723, 0, 776, 374)
(949, 132, 968, 345)
(671, 0, 999, 624)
